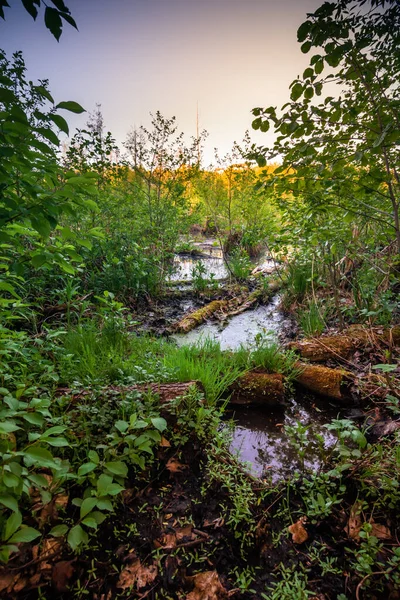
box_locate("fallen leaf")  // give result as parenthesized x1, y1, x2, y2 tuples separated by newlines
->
(0, 573, 15, 593)
(160, 436, 171, 447)
(345, 502, 362, 540)
(370, 522, 391, 539)
(186, 570, 228, 599)
(117, 559, 158, 591)
(176, 525, 193, 541)
(52, 560, 74, 592)
(12, 575, 29, 594)
(166, 457, 187, 473)
(288, 517, 308, 544)
(157, 533, 177, 549)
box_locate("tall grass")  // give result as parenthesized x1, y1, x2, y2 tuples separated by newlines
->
(299, 300, 326, 336)
(59, 323, 299, 401)
(163, 338, 245, 404)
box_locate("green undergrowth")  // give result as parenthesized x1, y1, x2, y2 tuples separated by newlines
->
(59, 319, 299, 400)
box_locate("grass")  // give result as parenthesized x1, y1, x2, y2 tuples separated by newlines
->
(59, 321, 300, 401)
(299, 300, 326, 336)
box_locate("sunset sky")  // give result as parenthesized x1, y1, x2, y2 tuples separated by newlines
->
(2, 0, 322, 164)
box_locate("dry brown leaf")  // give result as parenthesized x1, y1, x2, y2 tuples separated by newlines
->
(54, 493, 69, 509)
(39, 538, 62, 573)
(160, 436, 171, 447)
(0, 573, 15, 593)
(345, 502, 362, 540)
(52, 560, 74, 593)
(370, 522, 391, 539)
(288, 517, 308, 544)
(176, 525, 193, 541)
(166, 457, 187, 473)
(157, 533, 177, 549)
(186, 570, 228, 600)
(12, 575, 29, 594)
(117, 559, 158, 591)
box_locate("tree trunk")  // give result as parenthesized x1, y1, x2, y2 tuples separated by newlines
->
(294, 362, 354, 402)
(287, 325, 400, 362)
(229, 372, 285, 406)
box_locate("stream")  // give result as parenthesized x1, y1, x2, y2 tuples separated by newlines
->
(171, 244, 342, 481)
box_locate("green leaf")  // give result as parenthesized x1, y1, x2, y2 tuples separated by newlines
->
(151, 417, 167, 432)
(49, 524, 68, 537)
(67, 524, 88, 550)
(115, 420, 129, 433)
(33, 85, 54, 103)
(56, 100, 85, 114)
(290, 83, 303, 101)
(3, 472, 20, 488)
(252, 117, 261, 130)
(88, 450, 99, 464)
(304, 87, 314, 100)
(0, 421, 21, 434)
(77, 462, 97, 477)
(256, 155, 266, 168)
(260, 120, 270, 133)
(24, 446, 57, 468)
(23, 413, 45, 426)
(0, 87, 17, 103)
(81, 517, 97, 529)
(46, 437, 69, 447)
(0, 495, 19, 512)
(44, 7, 63, 41)
(105, 461, 128, 477)
(30, 254, 47, 268)
(80, 497, 97, 519)
(9, 527, 41, 544)
(36, 126, 60, 146)
(96, 497, 113, 511)
(91, 511, 106, 525)
(301, 41, 312, 54)
(30, 217, 51, 239)
(297, 20, 311, 42)
(4, 511, 22, 541)
(49, 113, 69, 135)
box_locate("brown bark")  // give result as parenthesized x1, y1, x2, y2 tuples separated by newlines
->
(287, 325, 400, 362)
(171, 291, 261, 334)
(171, 282, 281, 334)
(294, 362, 354, 402)
(229, 372, 285, 407)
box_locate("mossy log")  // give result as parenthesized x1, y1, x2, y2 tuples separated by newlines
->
(294, 362, 354, 402)
(287, 325, 400, 362)
(229, 372, 285, 407)
(172, 291, 262, 334)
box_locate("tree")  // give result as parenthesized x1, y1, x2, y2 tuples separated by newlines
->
(252, 0, 400, 253)
(124, 112, 201, 277)
(0, 0, 77, 40)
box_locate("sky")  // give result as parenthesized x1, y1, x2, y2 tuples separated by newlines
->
(1, 0, 323, 165)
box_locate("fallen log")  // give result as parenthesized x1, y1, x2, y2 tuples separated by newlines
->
(287, 325, 400, 362)
(171, 282, 281, 334)
(171, 291, 261, 334)
(294, 362, 354, 403)
(229, 372, 285, 407)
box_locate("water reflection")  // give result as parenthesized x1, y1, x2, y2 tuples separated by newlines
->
(227, 395, 338, 482)
(172, 294, 287, 350)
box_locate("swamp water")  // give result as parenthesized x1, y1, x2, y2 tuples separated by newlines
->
(170, 240, 228, 282)
(170, 250, 341, 481)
